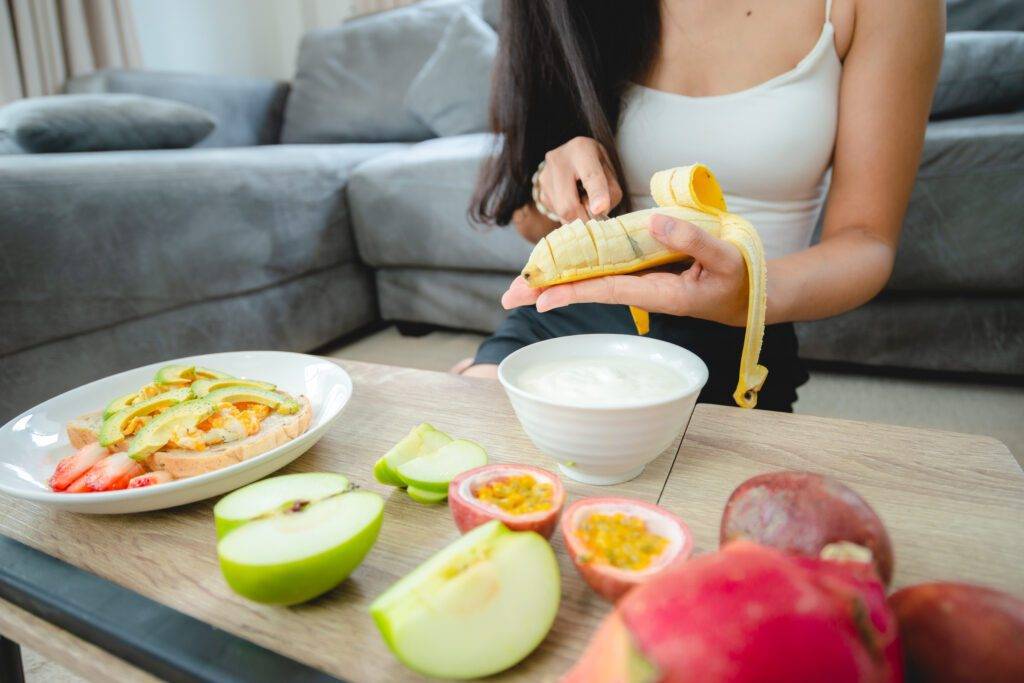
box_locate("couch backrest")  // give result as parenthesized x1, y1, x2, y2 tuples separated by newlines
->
(947, 0, 1024, 32)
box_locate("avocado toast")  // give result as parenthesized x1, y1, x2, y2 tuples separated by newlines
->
(52, 365, 313, 493)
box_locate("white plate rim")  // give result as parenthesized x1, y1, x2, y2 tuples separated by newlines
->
(0, 350, 351, 508)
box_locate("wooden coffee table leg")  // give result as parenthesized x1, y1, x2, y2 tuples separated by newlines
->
(0, 635, 25, 683)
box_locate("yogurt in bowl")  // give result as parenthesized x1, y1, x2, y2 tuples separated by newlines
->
(499, 335, 708, 485)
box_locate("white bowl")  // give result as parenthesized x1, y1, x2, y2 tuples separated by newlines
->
(498, 334, 708, 485)
(0, 351, 352, 514)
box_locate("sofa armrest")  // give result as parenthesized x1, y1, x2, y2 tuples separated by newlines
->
(65, 69, 290, 147)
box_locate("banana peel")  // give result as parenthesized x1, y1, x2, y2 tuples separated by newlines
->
(521, 164, 768, 408)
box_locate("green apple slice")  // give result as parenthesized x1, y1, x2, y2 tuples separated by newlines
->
(396, 439, 487, 493)
(407, 486, 447, 505)
(213, 472, 350, 538)
(218, 488, 383, 605)
(371, 520, 560, 679)
(373, 423, 452, 487)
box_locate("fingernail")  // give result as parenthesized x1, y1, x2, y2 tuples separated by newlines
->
(651, 216, 676, 237)
(588, 196, 607, 214)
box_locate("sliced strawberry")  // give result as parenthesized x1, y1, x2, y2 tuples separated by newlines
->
(128, 471, 173, 488)
(50, 443, 107, 491)
(64, 473, 93, 493)
(74, 453, 146, 492)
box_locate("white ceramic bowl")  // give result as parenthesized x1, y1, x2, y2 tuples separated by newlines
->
(0, 351, 352, 514)
(498, 334, 708, 485)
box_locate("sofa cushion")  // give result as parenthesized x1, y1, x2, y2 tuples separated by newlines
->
(888, 112, 1024, 293)
(348, 133, 532, 271)
(0, 143, 405, 357)
(0, 94, 215, 153)
(406, 7, 497, 137)
(796, 294, 1024, 376)
(932, 32, 1024, 119)
(282, 0, 492, 143)
(1, 264, 376, 422)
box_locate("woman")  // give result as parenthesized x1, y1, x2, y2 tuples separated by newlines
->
(459, 0, 943, 411)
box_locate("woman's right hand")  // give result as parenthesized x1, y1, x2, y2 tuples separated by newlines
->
(537, 136, 623, 221)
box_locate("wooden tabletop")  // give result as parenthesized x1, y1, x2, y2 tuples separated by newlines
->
(662, 404, 1024, 595)
(1, 359, 1021, 682)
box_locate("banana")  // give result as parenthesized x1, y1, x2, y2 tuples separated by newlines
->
(520, 164, 768, 409)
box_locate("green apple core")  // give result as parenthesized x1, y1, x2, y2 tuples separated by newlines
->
(214, 472, 351, 537)
(219, 491, 382, 566)
(371, 520, 560, 679)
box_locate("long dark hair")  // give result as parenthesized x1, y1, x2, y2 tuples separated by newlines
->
(471, 1, 661, 226)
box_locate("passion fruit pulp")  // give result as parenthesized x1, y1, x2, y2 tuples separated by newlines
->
(561, 497, 693, 601)
(449, 464, 566, 539)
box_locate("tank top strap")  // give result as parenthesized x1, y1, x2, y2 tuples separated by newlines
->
(825, 0, 834, 22)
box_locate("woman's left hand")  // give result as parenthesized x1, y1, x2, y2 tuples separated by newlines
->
(502, 214, 751, 327)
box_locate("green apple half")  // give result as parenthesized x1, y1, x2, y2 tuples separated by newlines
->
(215, 473, 383, 605)
(373, 423, 452, 487)
(370, 520, 560, 679)
(395, 439, 487, 493)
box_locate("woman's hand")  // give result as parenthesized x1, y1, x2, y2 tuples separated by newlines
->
(538, 136, 623, 221)
(503, 214, 751, 326)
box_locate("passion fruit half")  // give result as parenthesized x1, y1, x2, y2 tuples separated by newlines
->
(561, 497, 693, 602)
(448, 464, 566, 539)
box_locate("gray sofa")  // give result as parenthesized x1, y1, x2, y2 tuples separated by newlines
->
(1, 0, 1022, 421)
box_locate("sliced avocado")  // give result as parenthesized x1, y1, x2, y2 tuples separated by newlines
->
(128, 399, 217, 461)
(204, 387, 300, 414)
(102, 392, 136, 420)
(195, 367, 233, 380)
(99, 387, 193, 447)
(192, 377, 275, 397)
(155, 364, 195, 385)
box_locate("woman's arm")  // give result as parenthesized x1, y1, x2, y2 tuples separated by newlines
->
(766, 0, 944, 323)
(503, 0, 944, 327)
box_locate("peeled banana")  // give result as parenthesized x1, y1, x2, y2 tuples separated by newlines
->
(521, 164, 768, 409)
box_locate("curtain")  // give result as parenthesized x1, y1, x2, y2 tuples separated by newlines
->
(0, 0, 141, 104)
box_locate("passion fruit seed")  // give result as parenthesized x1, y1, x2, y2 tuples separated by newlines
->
(576, 512, 668, 571)
(474, 475, 553, 516)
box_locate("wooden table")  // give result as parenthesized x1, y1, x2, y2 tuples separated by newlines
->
(1, 360, 1021, 682)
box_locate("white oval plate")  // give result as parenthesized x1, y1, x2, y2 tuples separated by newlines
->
(0, 351, 352, 514)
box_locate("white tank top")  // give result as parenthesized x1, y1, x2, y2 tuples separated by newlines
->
(616, 0, 841, 260)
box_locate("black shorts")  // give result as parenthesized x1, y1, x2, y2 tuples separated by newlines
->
(475, 303, 808, 412)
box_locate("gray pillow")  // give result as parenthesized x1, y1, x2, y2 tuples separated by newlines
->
(932, 32, 1024, 119)
(405, 7, 496, 137)
(281, 0, 491, 144)
(0, 94, 215, 153)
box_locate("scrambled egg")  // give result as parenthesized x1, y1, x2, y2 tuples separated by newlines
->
(170, 402, 272, 451)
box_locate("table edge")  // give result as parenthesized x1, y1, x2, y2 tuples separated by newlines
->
(0, 536, 344, 683)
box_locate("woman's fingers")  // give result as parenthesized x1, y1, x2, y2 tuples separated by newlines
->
(501, 276, 541, 309)
(574, 151, 613, 216)
(542, 153, 586, 222)
(535, 273, 686, 314)
(542, 137, 625, 220)
(649, 214, 740, 270)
